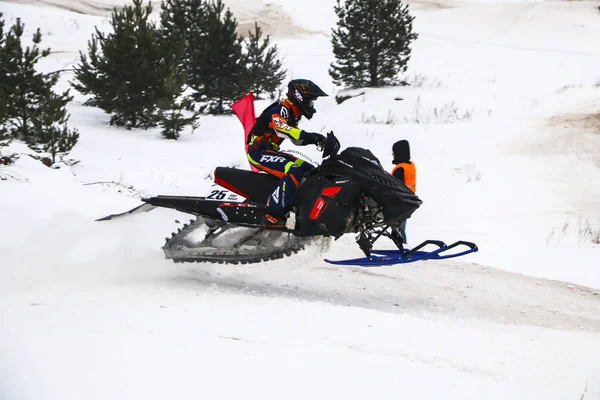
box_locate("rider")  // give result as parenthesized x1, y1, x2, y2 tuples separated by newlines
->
(247, 79, 328, 226)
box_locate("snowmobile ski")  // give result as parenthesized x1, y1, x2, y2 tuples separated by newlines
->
(324, 240, 478, 266)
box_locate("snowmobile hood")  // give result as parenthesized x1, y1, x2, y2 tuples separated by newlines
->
(318, 147, 422, 223)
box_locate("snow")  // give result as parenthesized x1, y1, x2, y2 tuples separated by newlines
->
(1, 0, 600, 399)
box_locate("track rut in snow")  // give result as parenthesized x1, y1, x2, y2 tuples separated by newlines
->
(176, 254, 600, 332)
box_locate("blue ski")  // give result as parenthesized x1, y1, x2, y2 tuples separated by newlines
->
(325, 240, 478, 266)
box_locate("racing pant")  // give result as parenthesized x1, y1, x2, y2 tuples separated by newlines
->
(247, 150, 315, 215)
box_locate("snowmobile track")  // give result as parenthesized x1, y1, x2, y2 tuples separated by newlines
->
(162, 217, 313, 265)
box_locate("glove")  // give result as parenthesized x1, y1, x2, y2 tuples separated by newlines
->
(314, 133, 327, 150)
(303, 132, 326, 148)
(322, 132, 340, 158)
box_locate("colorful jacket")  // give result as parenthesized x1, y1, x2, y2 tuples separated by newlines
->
(247, 99, 312, 152)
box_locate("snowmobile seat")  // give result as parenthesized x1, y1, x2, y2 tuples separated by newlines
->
(214, 167, 279, 203)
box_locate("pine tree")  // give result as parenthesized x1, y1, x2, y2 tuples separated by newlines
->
(158, 0, 207, 110)
(159, 0, 206, 72)
(0, 95, 10, 153)
(329, 0, 418, 88)
(70, 36, 103, 108)
(0, 15, 78, 163)
(1, 18, 51, 143)
(192, 0, 249, 114)
(0, 14, 10, 151)
(244, 22, 286, 99)
(28, 91, 79, 164)
(72, 0, 185, 129)
(155, 76, 200, 140)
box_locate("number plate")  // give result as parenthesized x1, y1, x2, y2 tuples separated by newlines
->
(205, 184, 245, 202)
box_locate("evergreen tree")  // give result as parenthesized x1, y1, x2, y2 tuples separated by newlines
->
(70, 37, 103, 108)
(192, 0, 249, 114)
(155, 76, 200, 140)
(0, 95, 10, 153)
(1, 18, 51, 143)
(159, 0, 206, 73)
(72, 0, 186, 129)
(243, 22, 286, 99)
(28, 91, 79, 164)
(0, 13, 12, 116)
(0, 14, 10, 151)
(329, 0, 418, 88)
(0, 15, 78, 163)
(158, 0, 207, 110)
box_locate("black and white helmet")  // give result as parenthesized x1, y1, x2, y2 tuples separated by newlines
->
(287, 79, 328, 120)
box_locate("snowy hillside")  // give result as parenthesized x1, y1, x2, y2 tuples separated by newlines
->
(1, 0, 600, 399)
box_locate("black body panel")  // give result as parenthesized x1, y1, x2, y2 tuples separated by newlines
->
(292, 177, 360, 237)
(144, 195, 224, 219)
(143, 195, 278, 229)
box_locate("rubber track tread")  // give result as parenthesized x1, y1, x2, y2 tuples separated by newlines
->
(162, 218, 311, 265)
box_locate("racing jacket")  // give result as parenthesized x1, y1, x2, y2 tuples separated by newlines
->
(247, 98, 313, 152)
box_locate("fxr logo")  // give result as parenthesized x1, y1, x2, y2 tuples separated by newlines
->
(260, 155, 287, 163)
(271, 187, 280, 204)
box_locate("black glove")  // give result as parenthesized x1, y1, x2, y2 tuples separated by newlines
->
(322, 132, 340, 158)
(303, 131, 326, 148)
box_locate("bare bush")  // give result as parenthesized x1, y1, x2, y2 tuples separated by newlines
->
(578, 218, 600, 245)
(547, 218, 600, 246)
(433, 101, 474, 123)
(361, 110, 397, 125)
(401, 73, 443, 88)
(403, 96, 475, 124)
(83, 181, 143, 197)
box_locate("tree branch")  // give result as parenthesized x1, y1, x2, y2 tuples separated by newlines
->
(44, 68, 76, 77)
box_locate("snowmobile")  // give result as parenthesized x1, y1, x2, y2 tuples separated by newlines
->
(98, 132, 477, 266)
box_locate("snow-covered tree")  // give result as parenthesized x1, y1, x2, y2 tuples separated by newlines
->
(329, 0, 418, 88)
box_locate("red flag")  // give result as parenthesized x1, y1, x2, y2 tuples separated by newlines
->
(231, 92, 260, 172)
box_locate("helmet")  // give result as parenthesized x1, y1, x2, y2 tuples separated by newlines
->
(287, 79, 328, 120)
